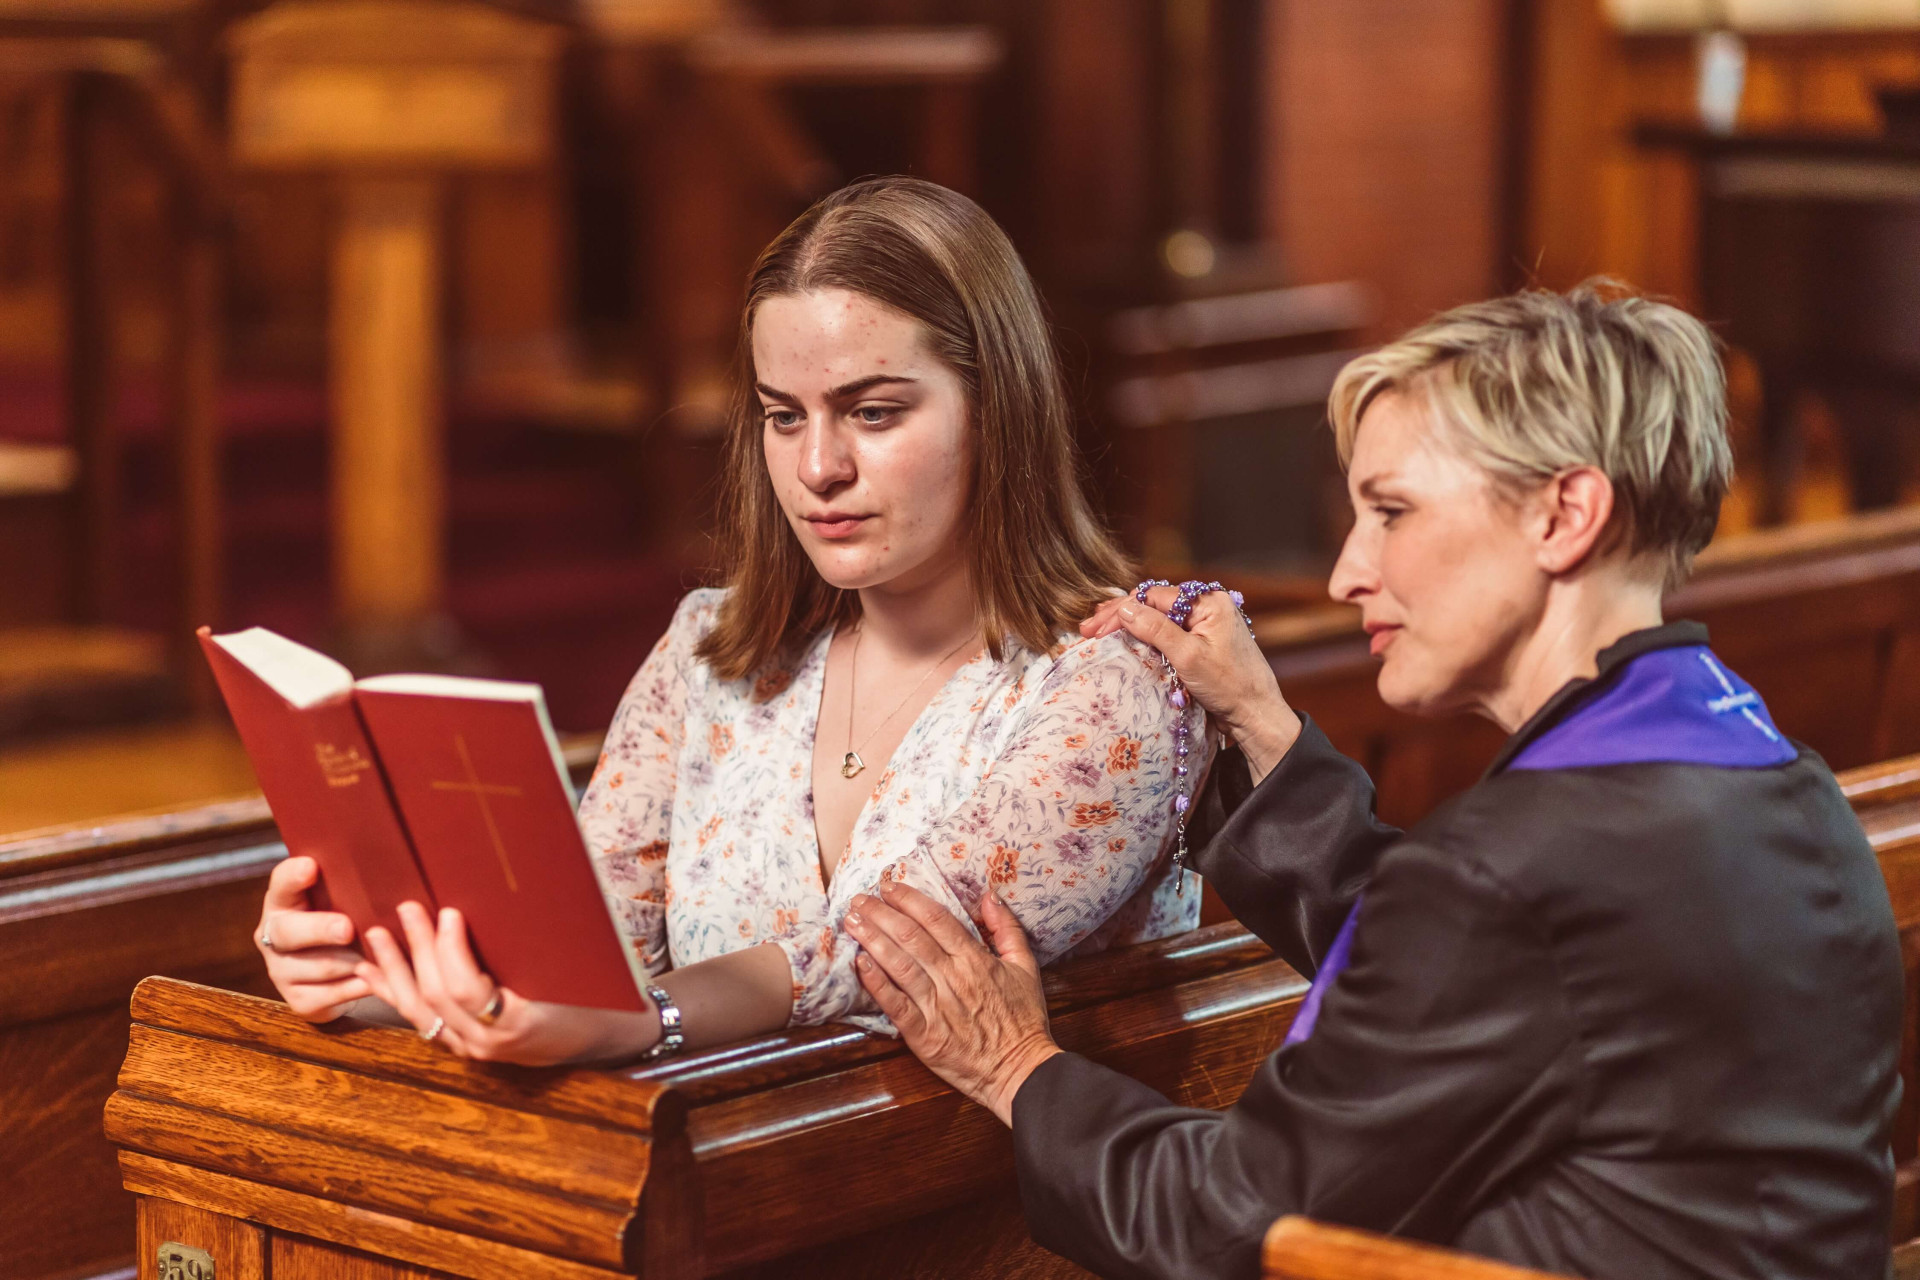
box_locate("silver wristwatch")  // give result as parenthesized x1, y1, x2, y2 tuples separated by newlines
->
(639, 984, 684, 1062)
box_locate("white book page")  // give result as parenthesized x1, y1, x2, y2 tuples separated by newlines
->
(211, 628, 355, 709)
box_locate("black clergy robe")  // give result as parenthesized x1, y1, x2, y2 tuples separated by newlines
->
(1012, 621, 1904, 1280)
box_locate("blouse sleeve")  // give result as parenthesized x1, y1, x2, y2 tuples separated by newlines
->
(775, 634, 1211, 1029)
(577, 592, 716, 978)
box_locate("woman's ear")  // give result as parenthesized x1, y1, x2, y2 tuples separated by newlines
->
(1533, 466, 1616, 576)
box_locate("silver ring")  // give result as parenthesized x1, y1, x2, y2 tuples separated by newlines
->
(420, 1016, 446, 1043)
(258, 925, 275, 952)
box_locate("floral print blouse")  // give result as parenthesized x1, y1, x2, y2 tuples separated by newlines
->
(577, 588, 1210, 1035)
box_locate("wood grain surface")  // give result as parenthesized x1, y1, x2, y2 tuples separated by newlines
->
(122, 1153, 628, 1280)
(126, 978, 680, 1133)
(5, 1003, 139, 1278)
(716, 1184, 1098, 1280)
(1264, 1216, 1573, 1280)
(273, 1233, 448, 1280)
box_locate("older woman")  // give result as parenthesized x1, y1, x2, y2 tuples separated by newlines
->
(845, 286, 1904, 1279)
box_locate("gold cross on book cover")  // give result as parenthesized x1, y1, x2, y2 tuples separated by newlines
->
(197, 626, 650, 1011)
(431, 733, 524, 892)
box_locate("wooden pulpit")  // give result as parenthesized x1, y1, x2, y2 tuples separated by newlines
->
(105, 921, 1304, 1278)
(226, 1, 563, 666)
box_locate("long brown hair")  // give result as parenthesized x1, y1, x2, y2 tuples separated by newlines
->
(695, 176, 1131, 680)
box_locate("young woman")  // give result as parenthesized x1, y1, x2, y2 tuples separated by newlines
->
(251, 176, 1211, 1065)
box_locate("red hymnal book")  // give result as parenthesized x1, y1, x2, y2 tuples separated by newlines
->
(200, 626, 646, 1012)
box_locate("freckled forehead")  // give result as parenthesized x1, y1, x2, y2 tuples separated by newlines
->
(752, 289, 929, 389)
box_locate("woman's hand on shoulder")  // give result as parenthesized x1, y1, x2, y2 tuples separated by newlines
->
(257, 855, 373, 1022)
(1083, 585, 1302, 782)
(356, 902, 660, 1067)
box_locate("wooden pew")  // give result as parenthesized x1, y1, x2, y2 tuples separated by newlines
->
(1264, 1217, 1573, 1279)
(105, 922, 1303, 1278)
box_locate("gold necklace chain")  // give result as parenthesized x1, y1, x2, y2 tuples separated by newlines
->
(842, 624, 978, 779)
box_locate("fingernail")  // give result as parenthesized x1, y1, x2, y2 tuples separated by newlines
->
(879, 881, 898, 897)
(1118, 602, 1138, 620)
(851, 894, 869, 908)
(846, 911, 862, 925)
(857, 955, 873, 971)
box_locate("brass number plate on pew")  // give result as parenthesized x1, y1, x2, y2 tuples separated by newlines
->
(158, 1242, 215, 1280)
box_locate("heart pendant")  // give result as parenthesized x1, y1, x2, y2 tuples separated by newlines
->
(841, 751, 866, 779)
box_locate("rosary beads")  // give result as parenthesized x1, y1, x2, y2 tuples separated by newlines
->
(1130, 579, 1253, 889)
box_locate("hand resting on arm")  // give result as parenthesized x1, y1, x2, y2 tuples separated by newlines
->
(849, 584, 1317, 1118)
(848, 879, 1059, 1124)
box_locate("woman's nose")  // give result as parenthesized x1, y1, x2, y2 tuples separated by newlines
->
(1327, 525, 1377, 604)
(798, 418, 856, 493)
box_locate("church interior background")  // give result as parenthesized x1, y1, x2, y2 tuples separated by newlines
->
(8, 0, 1920, 829)
(11, 0, 1920, 1275)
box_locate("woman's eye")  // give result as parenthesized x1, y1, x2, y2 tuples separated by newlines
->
(763, 408, 803, 431)
(1374, 504, 1406, 527)
(852, 405, 897, 426)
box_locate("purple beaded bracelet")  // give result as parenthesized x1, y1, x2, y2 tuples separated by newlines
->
(1130, 579, 1254, 889)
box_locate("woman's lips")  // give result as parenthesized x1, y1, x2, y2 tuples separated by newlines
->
(1367, 625, 1400, 657)
(806, 515, 870, 540)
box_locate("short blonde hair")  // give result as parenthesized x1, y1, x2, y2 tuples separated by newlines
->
(1329, 282, 1732, 586)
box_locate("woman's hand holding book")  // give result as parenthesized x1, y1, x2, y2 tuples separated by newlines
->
(257, 855, 662, 1064)
(258, 855, 375, 1021)
(355, 902, 665, 1067)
